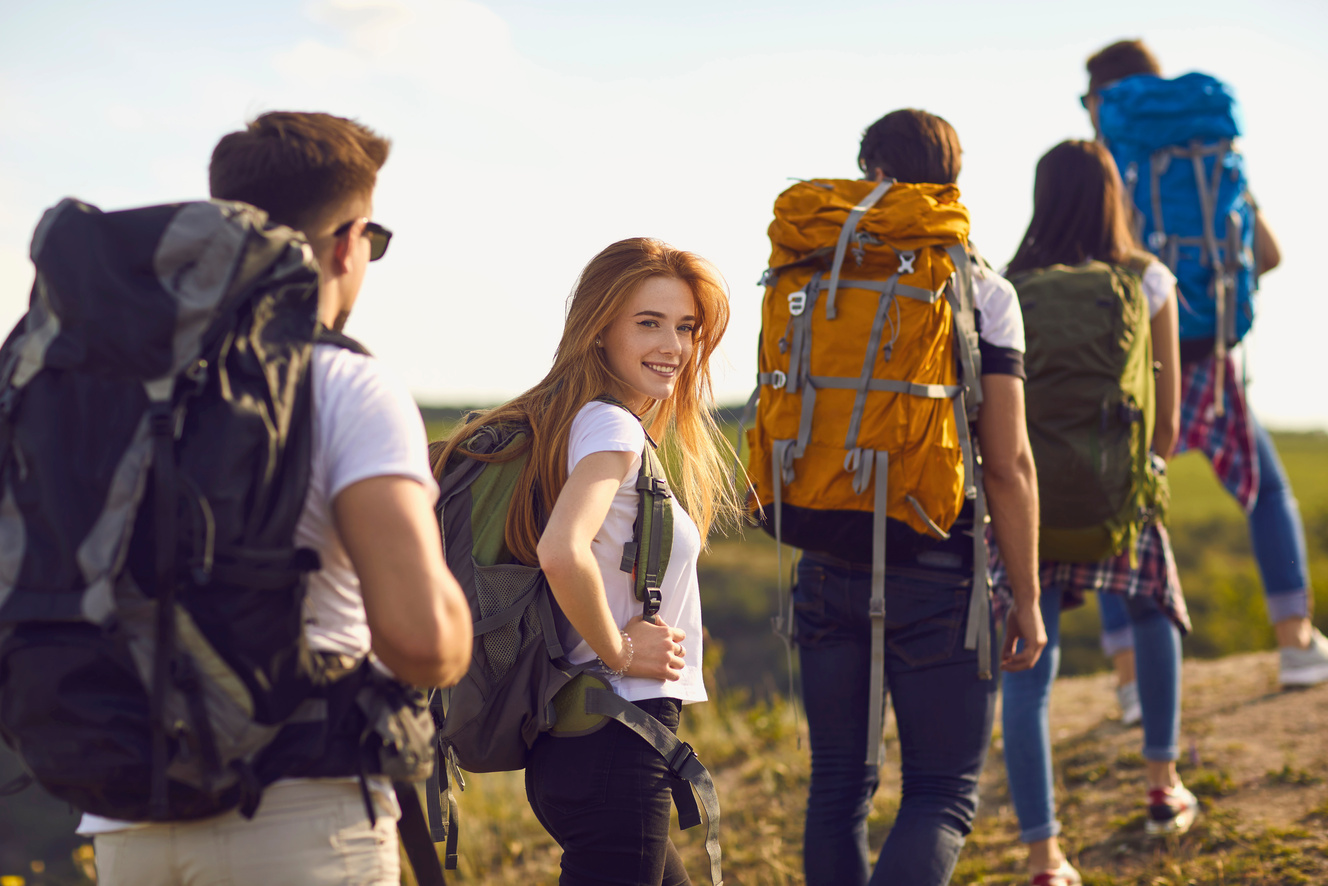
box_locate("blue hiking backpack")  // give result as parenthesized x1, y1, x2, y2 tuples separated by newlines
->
(1098, 72, 1257, 351)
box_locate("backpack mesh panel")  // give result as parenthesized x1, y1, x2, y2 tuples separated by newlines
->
(473, 564, 544, 684)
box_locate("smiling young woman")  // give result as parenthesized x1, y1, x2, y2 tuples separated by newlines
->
(436, 237, 742, 885)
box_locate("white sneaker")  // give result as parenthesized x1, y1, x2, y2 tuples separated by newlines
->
(1280, 628, 1328, 688)
(1116, 681, 1142, 726)
(1145, 783, 1199, 836)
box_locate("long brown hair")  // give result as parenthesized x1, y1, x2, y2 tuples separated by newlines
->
(1007, 140, 1144, 275)
(435, 237, 743, 566)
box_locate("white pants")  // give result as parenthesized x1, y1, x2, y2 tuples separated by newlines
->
(93, 781, 400, 886)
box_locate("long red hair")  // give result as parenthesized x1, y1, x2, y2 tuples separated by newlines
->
(434, 237, 742, 566)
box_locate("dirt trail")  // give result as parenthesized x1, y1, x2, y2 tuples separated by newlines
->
(961, 651, 1328, 883)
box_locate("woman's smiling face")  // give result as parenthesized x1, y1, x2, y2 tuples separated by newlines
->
(600, 275, 697, 412)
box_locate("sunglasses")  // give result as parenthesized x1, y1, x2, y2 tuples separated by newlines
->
(333, 218, 393, 261)
(1079, 92, 1097, 109)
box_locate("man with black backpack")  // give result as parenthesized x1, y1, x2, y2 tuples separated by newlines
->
(0, 111, 471, 885)
(1083, 40, 1327, 704)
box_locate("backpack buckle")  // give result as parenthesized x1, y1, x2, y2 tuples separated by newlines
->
(788, 290, 807, 316)
(643, 587, 662, 621)
(769, 370, 786, 390)
(667, 740, 699, 777)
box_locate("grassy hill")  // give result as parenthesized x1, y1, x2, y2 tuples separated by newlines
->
(421, 650, 1328, 885)
(1, 425, 1324, 884)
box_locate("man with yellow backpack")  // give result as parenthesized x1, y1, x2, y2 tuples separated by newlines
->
(743, 109, 1045, 886)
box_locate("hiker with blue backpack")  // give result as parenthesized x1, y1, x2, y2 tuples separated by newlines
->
(1083, 39, 1327, 716)
(433, 238, 742, 885)
(0, 112, 472, 885)
(996, 138, 1195, 886)
(743, 109, 1046, 886)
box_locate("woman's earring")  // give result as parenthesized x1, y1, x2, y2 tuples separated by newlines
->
(595, 338, 602, 347)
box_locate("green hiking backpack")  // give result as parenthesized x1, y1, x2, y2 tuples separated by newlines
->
(1012, 259, 1168, 564)
(424, 402, 723, 884)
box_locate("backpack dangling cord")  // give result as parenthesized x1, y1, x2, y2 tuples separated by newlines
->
(147, 399, 179, 821)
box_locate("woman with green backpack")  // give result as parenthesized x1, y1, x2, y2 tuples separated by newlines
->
(995, 140, 1194, 886)
(436, 237, 743, 885)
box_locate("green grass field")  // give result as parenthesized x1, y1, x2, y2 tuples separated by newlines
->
(2, 414, 1323, 884)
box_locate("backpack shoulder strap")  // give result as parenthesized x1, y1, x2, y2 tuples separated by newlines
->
(632, 436, 673, 621)
(315, 324, 372, 356)
(1119, 251, 1153, 278)
(592, 396, 675, 621)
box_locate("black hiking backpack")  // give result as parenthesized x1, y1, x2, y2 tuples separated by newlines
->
(0, 199, 432, 826)
(425, 406, 724, 884)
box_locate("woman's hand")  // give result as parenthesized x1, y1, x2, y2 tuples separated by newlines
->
(622, 614, 686, 681)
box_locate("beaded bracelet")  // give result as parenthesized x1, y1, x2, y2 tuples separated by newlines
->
(600, 629, 633, 676)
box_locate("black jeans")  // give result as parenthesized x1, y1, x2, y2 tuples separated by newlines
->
(525, 696, 691, 886)
(794, 551, 997, 886)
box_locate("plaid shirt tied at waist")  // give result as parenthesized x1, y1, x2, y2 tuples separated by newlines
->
(1175, 353, 1259, 512)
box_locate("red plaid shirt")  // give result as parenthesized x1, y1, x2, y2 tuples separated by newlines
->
(1174, 353, 1258, 511)
(990, 522, 1190, 634)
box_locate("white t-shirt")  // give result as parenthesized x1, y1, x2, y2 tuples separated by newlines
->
(1140, 259, 1178, 319)
(971, 256, 1025, 353)
(78, 344, 438, 835)
(561, 401, 706, 705)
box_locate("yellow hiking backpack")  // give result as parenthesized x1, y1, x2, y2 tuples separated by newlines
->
(740, 178, 990, 765)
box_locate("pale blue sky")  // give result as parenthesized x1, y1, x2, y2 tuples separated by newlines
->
(2, 0, 1326, 427)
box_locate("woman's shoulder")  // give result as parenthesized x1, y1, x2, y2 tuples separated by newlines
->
(568, 400, 647, 465)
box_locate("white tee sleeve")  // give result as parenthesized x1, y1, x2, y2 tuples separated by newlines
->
(316, 346, 438, 503)
(567, 401, 646, 477)
(972, 264, 1026, 353)
(1141, 260, 1178, 319)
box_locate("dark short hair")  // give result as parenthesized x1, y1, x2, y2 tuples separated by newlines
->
(858, 109, 962, 185)
(1086, 39, 1162, 93)
(1006, 139, 1142, 275)
(208, 111, 391, 233)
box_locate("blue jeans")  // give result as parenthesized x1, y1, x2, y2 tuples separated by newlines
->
(1102, 415, 1310, 656)
(1006, 588, 1181, 843)
(794, 552, 997, 886)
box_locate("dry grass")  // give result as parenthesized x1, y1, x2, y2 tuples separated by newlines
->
(426, 651, 1328, 886)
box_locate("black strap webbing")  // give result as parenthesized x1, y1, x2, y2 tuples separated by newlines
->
(583, 688, 724, 885)
(395, 781, 448, 886)
(148, 402, 178, 821)
(315, 324, 371, 356)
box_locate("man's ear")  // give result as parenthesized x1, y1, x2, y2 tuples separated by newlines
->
(328, 225, 353, 276)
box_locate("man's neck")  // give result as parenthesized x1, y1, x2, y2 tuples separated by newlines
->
(318, 280, 348, 332)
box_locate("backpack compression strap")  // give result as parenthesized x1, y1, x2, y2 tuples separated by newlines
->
(582, 686, 724, 885)
(944, 245, 991, 684)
